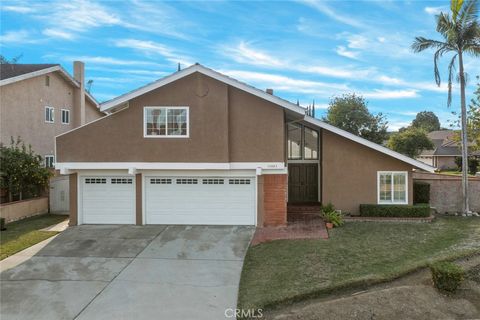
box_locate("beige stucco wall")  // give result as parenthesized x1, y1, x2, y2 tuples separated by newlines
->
(0, 71, 102, 159)
(436, 156, 457, 170)
(56, 72, 285, 163)
(413, 172, 480, 213)
(322, 130, 414, 215)
(0, 197, 48, 222)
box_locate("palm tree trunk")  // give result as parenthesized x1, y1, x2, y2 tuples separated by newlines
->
(458, 51, 470, 214)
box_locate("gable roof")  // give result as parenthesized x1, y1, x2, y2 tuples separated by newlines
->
(100, 63, 435, 173)
(0, 64, 59, 80)
(0, 63, 99, 107)
(100, 63, 306, 115)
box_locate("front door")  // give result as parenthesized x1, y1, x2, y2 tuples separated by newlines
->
(288, 163, 318, 203)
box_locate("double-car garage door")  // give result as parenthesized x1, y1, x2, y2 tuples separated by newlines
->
(81, 175, 255, 225)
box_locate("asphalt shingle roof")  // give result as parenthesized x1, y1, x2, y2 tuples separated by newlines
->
(0, 64, 59, 80)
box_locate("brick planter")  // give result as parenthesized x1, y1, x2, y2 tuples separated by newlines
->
(262, 174, 287, 227)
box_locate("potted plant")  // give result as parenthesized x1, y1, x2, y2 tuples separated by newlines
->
(320, 203, 344, 229)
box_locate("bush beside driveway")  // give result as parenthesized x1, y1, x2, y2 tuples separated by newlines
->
(238, 217, 480, 311)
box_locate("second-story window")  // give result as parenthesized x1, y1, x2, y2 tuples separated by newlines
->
(144, 106, 189, 138)
(287, 124, 319, 160)
(61, 109, 70, 124)
(45, 106, 54, 123)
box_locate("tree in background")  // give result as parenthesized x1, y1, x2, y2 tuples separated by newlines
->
(387, 128, 434, 157)
(412, 111, 441, 132)
(0, 138, 52, 202)
(323, 93, 388, 144)
(450, 76, 480, 151)
(412, 0, 480, 214)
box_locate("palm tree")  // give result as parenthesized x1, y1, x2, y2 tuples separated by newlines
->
(412, 0, 480, 214)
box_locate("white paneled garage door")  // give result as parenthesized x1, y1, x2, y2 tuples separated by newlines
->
(145, 176, 256, 225)
(81, 176, 135, 224)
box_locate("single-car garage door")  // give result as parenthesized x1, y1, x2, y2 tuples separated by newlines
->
(81, 176, 135, 224)
(145, 176, 255, 225)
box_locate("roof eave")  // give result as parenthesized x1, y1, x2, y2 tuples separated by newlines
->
(304, 116, 436, 173)
(100, 64, 306, 115)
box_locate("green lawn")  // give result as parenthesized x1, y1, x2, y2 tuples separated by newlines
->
(238, 217, 480, 311)
(0, 214, 68, 260)
(438, 170, 475, 177)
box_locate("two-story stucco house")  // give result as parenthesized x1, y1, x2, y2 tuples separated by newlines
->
(0, 61, 104, 209)
(55, 64, 434, 227)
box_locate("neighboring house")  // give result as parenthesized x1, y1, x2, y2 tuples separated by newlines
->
(55, 64, 434, 227)
(0, 62, 104, 209)
(416, 130, 479, 170)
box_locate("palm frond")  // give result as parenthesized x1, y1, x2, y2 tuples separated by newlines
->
(447, 53, 458, 107)
(451, 0, 465, 21)
(463, 44, 480, 56)
(458, 0, 478, 25)
(411, 37, 449, 52)
(436, 12, 455, 39)
(433, 46, 452, 85)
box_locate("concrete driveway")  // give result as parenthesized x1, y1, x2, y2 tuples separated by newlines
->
(0, 225, 254, 320)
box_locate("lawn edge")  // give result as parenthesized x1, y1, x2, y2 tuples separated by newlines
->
(238, 250, 480, 316)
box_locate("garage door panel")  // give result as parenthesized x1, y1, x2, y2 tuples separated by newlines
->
(82, 176, 135, 224)
(145, 176, 255, 225)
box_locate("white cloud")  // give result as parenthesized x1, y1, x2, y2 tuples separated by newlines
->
(298, 0, 365, 28)
(336, 46, 360, 59)
(113, 39, 193, 67)
(362, 89, 419, 99)
(65, 55, 164, 67)
(222, 41, 284, 67)
(425, 6, 447, 15)
(52, 0, 120, 32)
(220, 70, 349, 95)
(121, 0, 193, 39)
(1, 30, 37, 44)
(221, 41, 371, 79)
(42, 28, 74, 40)
(388, 121, 412, 131)
(2, 5, 35, 13)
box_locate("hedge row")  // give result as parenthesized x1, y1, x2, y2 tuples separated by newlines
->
(359, 204, 431, 217)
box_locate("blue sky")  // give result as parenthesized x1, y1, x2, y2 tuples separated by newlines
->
(1, 0, 479, 130)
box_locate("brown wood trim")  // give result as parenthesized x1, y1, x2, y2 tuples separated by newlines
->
(135, 173, 142, 225)
(69, 173, 78, 226)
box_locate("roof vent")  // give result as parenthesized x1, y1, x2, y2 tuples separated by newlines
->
(266, 88, 274, 95)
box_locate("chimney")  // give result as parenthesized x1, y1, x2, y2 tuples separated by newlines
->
(73, 61, 86, 126)
(266, 88, 274, 95)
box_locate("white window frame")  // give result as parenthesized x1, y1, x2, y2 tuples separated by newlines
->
(45, 106, 54, 123)
(45, 155, 55, 168)
(61, 109, 70, 124)
(377, 171, 408, 205)
(143, 106, 189, 138)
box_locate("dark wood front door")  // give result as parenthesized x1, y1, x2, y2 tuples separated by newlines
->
(288, 163, 318, 203)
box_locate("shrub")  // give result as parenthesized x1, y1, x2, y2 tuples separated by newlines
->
(320, 203, 344, 227)
(322, 211, 344, 227)
(430, 262, 464, 292)
(454, 156, 479, 175)
(413, 182, 430, 204)
(469, 158, 479, 175)
(359, 204, 430, 217)
(0, 217, 5, 231)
